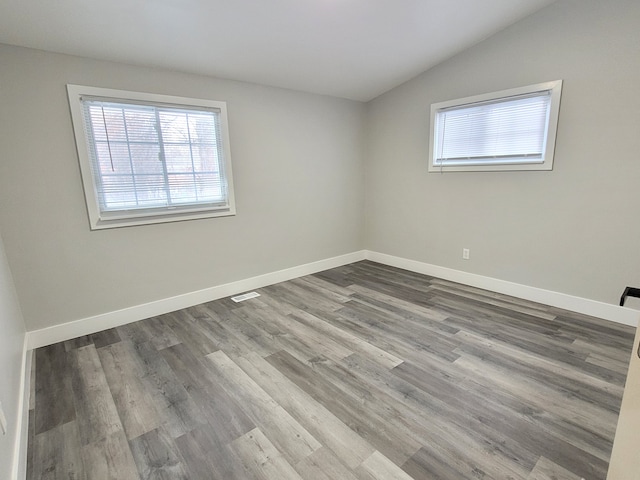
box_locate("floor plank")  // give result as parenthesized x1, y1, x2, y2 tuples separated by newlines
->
(230, 428, 304, 480)
(27, 260, 635, 480)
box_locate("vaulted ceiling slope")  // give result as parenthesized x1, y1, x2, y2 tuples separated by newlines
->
(0, 0, 556, 101)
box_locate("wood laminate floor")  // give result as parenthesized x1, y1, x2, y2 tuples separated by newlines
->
(27, 261, 635, 480)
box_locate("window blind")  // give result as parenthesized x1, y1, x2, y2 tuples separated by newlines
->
(433, 90, 552, 167)
(80, 98, 229, 218)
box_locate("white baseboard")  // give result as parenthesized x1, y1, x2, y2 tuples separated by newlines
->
(26, 248, 637, 350)
(27, 250, 366, 349)
(365, 250, 639, 327)
(12, 335, 30, 480)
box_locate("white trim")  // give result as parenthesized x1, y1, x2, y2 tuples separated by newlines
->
(11, 336, 29, 480)
(364, 250, 639, 327)
(26, 251, 366, 349)
(26, 247, 638, 349)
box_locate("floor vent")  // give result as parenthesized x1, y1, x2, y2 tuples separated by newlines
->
(231, 291, 261, 303)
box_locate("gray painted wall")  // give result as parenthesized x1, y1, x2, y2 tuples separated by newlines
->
(0, 231, 26, 479)
(1, 0, 639, 334)
(365, 0, 640, 305)
(0, 45, 366, 330)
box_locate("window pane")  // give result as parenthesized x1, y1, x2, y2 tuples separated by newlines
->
(195, 173, 224, 201)
(131, 144, 162, 175)
(134, 174, 167, 206)
(188, 113, 218, 144)
(192, 145, 221, 172)
(436, 93, 550, 163)
(72, 85, 236, 227)
(124, 108, 157, 142)
(89, 106, 127, 142)
(101, 175, 137, 209)
(167, 174, 197, 203)
(164, 144, 194, 173)
(94, 143, 132, 175)
(159, 111, 190, 143)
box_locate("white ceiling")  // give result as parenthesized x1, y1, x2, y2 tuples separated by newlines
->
(0, 0, 557, 101)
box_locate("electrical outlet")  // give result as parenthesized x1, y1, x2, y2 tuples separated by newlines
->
(0, 401, 7, 436)
(462, 248, 470, 260)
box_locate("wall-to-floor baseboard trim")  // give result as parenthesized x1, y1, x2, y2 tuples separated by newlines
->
(26, 251, 367, 349)
(365, 250, 639, 327)
(27, 248, 638, 350)
(12, 335, 30, 480)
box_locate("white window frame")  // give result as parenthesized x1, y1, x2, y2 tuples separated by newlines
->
(67, 85, 236, 230)
(428, 80, 563, 173)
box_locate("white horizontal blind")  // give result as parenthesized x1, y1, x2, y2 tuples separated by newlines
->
(80, 98, 229, 217)
(433, 90, 552, 167)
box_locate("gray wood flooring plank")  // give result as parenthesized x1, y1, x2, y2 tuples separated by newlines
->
(34, 343, 75, 435)
(229, 427, 304, 480)
(160, 343, 255, 442)
(428, 282, 558, 320)
(174, 427, 245, 480)
(32, 421, 86, 480)
(98, 341, 162, 440)
(452, 355, 619, 450)
(345, 294, 461, 347)
(345, 284, 449, 322)
(224, 299, 344, 364)
(183, 304, 256, 359)
(526, 456, 584, 480)
(128, 340, 206, 439)
(315, 352, 534, 479)
(64, 335, 93, 351)
(288, 309, 403, 370)
(91, 328, 121, 349)
(289, 275, 353, 303)
(394, 361, 611, 480)
(258, 303, 354, 361)
(429, 277, 552, 312)
(340, 352, 537, 478)
(572, 337, 634, 365)
(447, 315, 627, 386)
(70, 345, 123, 446)
(294, 447, 360, 480)
(266, 350, 422, 466)
(28, 260, 634, 480)
(235, 351, 376, 469)
(297, 273, 356, 297)
(334, 301, 461, 364)
(357, 451, 415, 480)
(81, 430, 140, 480)
(402, 448, 464, 480)
(160, 310, 219, 356)
(116, 320, 154, 345)
(451, 336, 624, 412)
(205, 350, 322, 465)
(128, 427, 189, 480)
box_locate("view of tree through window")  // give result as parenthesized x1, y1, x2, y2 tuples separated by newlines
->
(83, 101, 226, 211)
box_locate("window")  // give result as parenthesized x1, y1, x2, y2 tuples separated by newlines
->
(428, 80, 562, 172)
(67, 85, 236, 229)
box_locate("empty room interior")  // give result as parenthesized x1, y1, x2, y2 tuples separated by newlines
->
(1, 0, 640, 479)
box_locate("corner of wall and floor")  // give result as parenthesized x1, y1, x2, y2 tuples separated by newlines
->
(4, 0, 640, 476)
